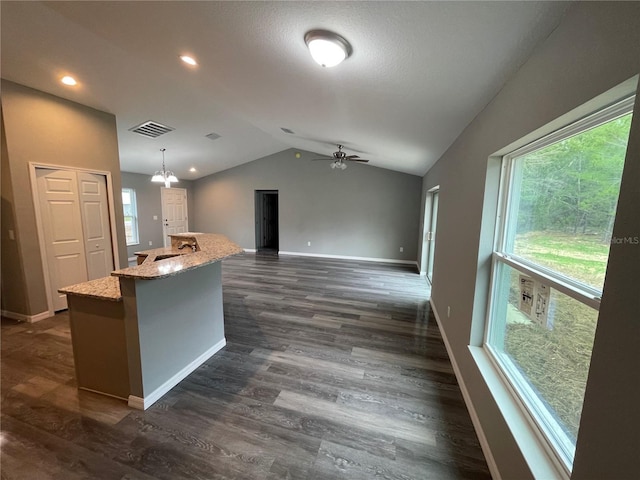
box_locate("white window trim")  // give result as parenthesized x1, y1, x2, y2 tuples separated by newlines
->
(483, 94, 635, 475)
(494, 253, 601, 309)
(470, 345, 570, 480)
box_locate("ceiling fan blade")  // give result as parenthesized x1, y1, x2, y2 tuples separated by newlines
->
(345, 155, 360, 159)
(311, 158, 333, 161)
(347, 158, 370, 163)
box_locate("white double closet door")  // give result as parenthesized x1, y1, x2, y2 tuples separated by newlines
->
(36, 168, 115, 311)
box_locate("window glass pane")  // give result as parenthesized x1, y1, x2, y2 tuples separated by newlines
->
(488, 100, 634, 469)
(490, 263, 597, 446)
(121, 188, 138, 245)
(507, 114, 632, 291)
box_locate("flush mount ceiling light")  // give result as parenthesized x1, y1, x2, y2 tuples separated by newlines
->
(151, 148, 179, 188)
(61, 75, 77, 86)
(180, 55, 198, 66)
(304, 30, 352, 68)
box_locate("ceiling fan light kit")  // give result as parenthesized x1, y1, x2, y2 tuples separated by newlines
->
(331, 160, 348, 170)
(151, 148, 179, 188)
(304, 30, 352, 68)
(313, 144, 370, 170)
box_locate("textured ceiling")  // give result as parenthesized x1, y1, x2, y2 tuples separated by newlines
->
(1, 1, 569, 178)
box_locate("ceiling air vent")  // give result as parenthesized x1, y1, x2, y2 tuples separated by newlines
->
(205, 132, 221, 141)
(129, 120, 175, 138)
(281, 127, 295, 134)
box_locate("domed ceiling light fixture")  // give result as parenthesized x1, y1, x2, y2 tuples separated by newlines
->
(304, 30, 352, 68)
(151, 148, 179, 188)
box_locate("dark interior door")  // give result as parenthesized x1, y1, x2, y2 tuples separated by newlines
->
(263, 193, 278, 249)
(255, 190, 279, 251)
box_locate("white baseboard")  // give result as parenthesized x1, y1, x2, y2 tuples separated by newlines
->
(127, 256, 137, 262)
(1, 309, 51, 323)
(430, 299, 500, 480)
(128, 337, 226, 410)
(278, 250, 418, 268)
(243, 248, 256, 253)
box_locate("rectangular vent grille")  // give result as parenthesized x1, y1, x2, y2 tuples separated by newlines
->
(280, 127, 295, 134)
(129, 120, 174, 138)
(205, 132, 221, 141)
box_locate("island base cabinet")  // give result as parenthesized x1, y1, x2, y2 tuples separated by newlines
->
(120, 261, 226, 410)
(68, 296, 129, 399)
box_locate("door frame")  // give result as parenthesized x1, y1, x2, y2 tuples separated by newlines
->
(420, 185, 440, 281)
(29, 162, 121, 316)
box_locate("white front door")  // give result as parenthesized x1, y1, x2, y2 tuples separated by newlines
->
(161, 187, 188, 247)
(36, 169, 88, 311)
(78, 172, 114, 279)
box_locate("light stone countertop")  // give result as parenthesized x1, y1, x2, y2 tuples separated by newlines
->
(58, 233, 243, 300)
(58, 275, 122, 301)
(113, 233, 243, 280)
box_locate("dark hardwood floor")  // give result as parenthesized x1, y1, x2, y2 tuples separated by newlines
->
(1, 253, 491, 479)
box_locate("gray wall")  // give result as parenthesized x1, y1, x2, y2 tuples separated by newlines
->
(120, 171, 194, 259)
(1, 113, 28, 314)
(419, 2, 640, 479)
(0, 80, 127, 316)
(192, 149, 422, 262)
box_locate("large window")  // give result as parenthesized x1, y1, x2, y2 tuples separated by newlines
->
(122, 188, 139, 246)
(486, 97, 634, 471)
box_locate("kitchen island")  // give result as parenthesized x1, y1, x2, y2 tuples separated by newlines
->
(59, 233, 243, 410)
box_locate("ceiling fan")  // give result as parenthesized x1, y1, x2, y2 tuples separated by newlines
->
(312, 144, 370, 170)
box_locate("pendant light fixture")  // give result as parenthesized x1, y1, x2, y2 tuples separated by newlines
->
(151, 148, 179, 188)
(304, 30, 352, 68)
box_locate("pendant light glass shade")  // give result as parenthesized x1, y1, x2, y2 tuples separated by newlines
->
(151, 148, 179, 187)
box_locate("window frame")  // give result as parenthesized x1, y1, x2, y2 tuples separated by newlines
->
(122, 187, 139, 246)
(484, 95, 635, 473)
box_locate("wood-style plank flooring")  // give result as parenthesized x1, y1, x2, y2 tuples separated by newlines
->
(1, 253, 491, 479)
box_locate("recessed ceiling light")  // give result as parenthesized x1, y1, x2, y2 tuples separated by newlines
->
(180, 55, 198, 66)
(304, 30, 352, 68)
(189, 167, 197, 172)
(61, 75, 77, 86)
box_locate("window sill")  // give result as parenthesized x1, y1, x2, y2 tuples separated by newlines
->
(469, 346, 569, 480)
(126, 242, 140, 247)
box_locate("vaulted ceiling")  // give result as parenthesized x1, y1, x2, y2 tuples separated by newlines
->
(1, 1, 569, 178)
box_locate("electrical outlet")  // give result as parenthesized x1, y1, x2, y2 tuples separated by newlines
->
(307, 241, 311, 247)
(400, 246, 404, 253)
(149, 241, 153, 246)
(153, 215, 158, 220)
(447, 306, 451, 318)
